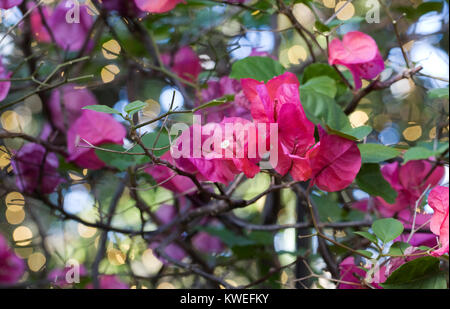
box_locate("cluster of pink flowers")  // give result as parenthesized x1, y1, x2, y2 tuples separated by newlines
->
(12, 84, 126, 192)
(199, 76, 250, 123)
(353, 160, 447, 254)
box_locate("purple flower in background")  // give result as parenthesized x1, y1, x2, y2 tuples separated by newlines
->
(145, 152, 196, 194)
(0, 58, 12, 102)
(47, 0, 94, 51)
(48, 265, 87, 287)
(29, 3, 52, 43)
(192, 231, 225, 254)
(67, 110, 127, 170)
(11, 143, 63, 194)
(249, 49, 277, 60)
(102, 0, 142, 16)
(0, 234, 25, 285)
(86, 275, 129, 289)
(199, 76, 250, 122)
(134, 0, 185, 13)
(48, 84, 98, 131)
(149, 204, 188, 264)
(0, 0, 22, 9)
(162, 46, 202, 83)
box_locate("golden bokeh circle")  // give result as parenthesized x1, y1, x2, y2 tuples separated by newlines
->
(28, 252, 46, 272)
(335, 1, 355, 21)
(13, 226, 33, 247)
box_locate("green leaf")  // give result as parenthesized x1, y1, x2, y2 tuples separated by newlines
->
(229, 56, 286, 82)
(358, 144, 401, 163)
(311, 193, 343, 222)
(302, 63, 341, 84)
(389, 242, 411, 256)
(333, 125, 373, 141)
(141, 130, 171, 157)
(300, 87, 370, 140)
(382, 257, 447, 289)
(300, 89, 348, 131)
(124, 100, 147, 116)
(396, 2, 444, 21)
(372, 218, 404, 243)
(428, 87, 449, 99)
(82, 105, 121, 115)
(356, 164, 398, 204)
(356, 250, 374, 258)
(301, 76, 337, 98)
(193, 94, 234, 112)
(95, 131, 170, 170)
(403, 146, 438, 163)
(95, 144, 148, 171)
(314, 20, 331, 33)
(354, 231, 378, 243)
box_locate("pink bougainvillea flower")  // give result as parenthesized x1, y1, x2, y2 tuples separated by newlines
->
(28, 3, 52, 43)
(171, 119, 258, 184)
(0, 58, 12, 102)
(241, 72, 315, 180)
(67, 110, 127, 170)
(148, 204, 188, 264)
(134, 0, 185, 13)
(173, 123, 239, 184)
(86, 275, 129, 289)
(192, 231, 226, 254)
(385, 246, 427, 277)
(395, 233, 437, 249)
(47, 0, 94, 51)
(249, 49, 277, 60)
(48, 84, 97, 131)
(162, 46, 202, 83)
(308, 126, 361, 192)
(0, 0, 22, 9)
(48, 265, 87, 287)
(338, 257, 385, 289)
(11, 143, 63, 194)
(145, 152, 196, 194)
(152, 205, 225, 256)
(376, 160, 444, 215)
(199, 76, 250, 123)
(329, 31, 385, 90)
(0, 234, 25, 285)
(428, 186, 449, 257)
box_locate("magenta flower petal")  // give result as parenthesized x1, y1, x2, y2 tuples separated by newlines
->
(0, 58, 12, 102)
(428, 186, 449, 256)
(145, 152, 196, 194)
(134, 0, 185, 13)
(29, 3, 51, 43)
(329, 31, 384, 90)
(67, 110, 127, 170)
(86, 275, 129, 289)
(309, 126, 362, 192)
(48, 1, 94, 51)
(0, 0, 22, 9)
(48, 84, 98, 131)
(11, 143, 63, 194)
(0, 234, 25, 285)
(162, 46, 201, 83)
(192, 231, 225, 254)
